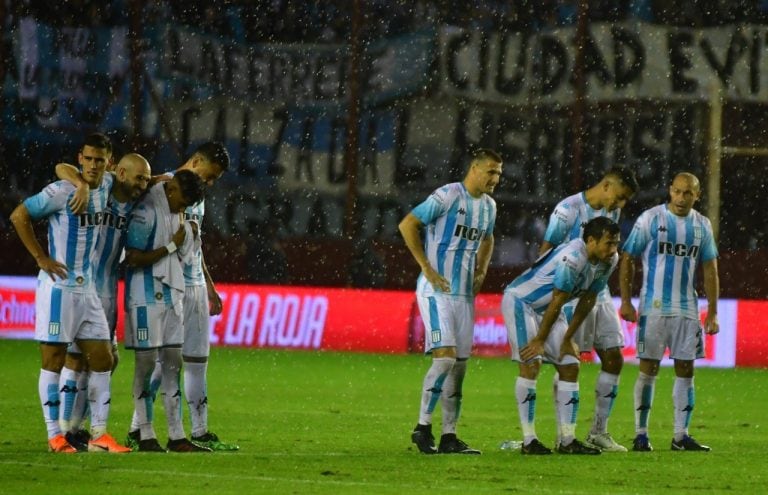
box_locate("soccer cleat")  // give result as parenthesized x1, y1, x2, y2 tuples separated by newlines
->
(191, 431, 239, 451)
(437, 434, 481, 454)
(557, 438, 602, 455)
(585, 432, 628, 452)
(521, 438, 552, 455)
(671, 435, 711, 452)
(411, 424, 437, 454)
(88, 433, 132, 453)
(138, 438, 167, 452)
(167, 438, 213, 453)
(65, 429, 91, 452)
(632, 434, 653, 452)
(125, 430, 140, 450)
(48, 433, 77, 453)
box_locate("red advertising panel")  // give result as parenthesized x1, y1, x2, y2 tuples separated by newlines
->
(735, 300, 768, 368)
(203, 284, 414, 353)
(0, 275, 762, 368)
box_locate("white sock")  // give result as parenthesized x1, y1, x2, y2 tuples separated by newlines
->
(441, 359, 467, 435)
(184, 361, 209, 438)
(634, 372, 656, 435)
(556, 380, 580, 445)
(39, 369, 61, 439)
(71, 371, 90, 431)
(418, 357, 455, 426)
(591, 372, 620, 435)
(133, 350, 159, 440)
(673, 376, 694, 441)
(160, 348, 185, 441)
(88, 371, 111, 438)
(58, 366, 80, 434)
(552, 372, 560, 444)
(515, 377, 538, 444)
(131, 358, 162, 432)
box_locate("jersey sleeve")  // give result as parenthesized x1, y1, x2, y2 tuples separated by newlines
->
(543, 199, 576, 246)
(699, 218, 718, 262)
(126, 203, 156, 251)
(411, 185, 452, 226)
(622, 212, 651, 257)
(23, 181, 73, 220)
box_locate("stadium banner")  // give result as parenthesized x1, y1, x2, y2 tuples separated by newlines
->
(0, 275, 764, 367)
(158, 25, 434, 104)
(440, 23, 768, 105)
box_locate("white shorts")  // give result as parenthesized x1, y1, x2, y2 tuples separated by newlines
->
(564, 299, 624, 351)
(124, 303, 184, 349)
(501, 292, 579, 366)
(99, 294, 118, 344)
(35, 278, 109, 344)
(182, 285, 210, 358)
(415, 293, 474, 359)
(636, 314, 704, 361)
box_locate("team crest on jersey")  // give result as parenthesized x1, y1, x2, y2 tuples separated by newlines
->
(155, 292, 163, 301)
(75, 276, 84, 285)
(48, 322, 60, 336)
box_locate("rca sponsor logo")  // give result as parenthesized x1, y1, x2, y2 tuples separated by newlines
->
(0, 292, 36, 329)
(210, 291, 328, 349)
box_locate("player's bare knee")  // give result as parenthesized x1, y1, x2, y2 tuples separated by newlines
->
(78, 341, 113, 372)
(432, 346, 457, 359)
(40, 343, 67, 372)
(597, 347, 624, 374)
(556, 363, 579, 382)
(673, 359, 694, 378)
(518, 360, 541, 380)
(64, 352, 86, 372)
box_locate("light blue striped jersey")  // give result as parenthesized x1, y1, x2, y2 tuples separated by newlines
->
(505, 238, 618, 315)
(124, 183, 177, 307)
(412, 182, 496, 298)
(622, 204, 717, 319)
(163, 171, 206, 287)
(23, 176, 111, 292)
(92, 179, 135, 298)
(543, 192, 621, 303)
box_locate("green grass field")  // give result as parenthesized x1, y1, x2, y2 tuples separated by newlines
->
(0, 339, 765, 494)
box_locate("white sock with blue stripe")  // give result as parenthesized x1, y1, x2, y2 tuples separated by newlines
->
(418, 357, 455, 426)
(673, 376, 694, 442)
(39, 369, 61, 439)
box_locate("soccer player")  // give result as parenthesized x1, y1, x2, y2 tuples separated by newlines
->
(9, 133, 131, 453)
(538, 166, 638, 452)
(124, 170, 209, 452)
(400, 148, 502, 455)
(502, 216, 621, 456)
(126, 142, 237, 451)
(619, 172, 719, 452)
(53, 153, 152, 450)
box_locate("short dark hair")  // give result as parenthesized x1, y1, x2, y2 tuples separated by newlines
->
(472, 148, 503, 164)
(82, 133, 112, 155)
(194, 141, 230, 171)
(582, 216, 620, 242)
(175, 169, 206, 206)
(606, 165, 639, 193)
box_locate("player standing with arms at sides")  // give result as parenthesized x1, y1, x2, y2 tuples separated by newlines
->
(124, 170, 209, 452)
(620, 172, 719, 452)
(126, 142, 237, 451)
(503, 217, 622, 455)
(54, 153, 152, 450)
(400, 148, 502, 455)
(9, 133, 130, 453)
(539, 166, 638, 452)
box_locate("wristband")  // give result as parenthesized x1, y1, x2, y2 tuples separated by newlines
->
(165, 241, 177, 254)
